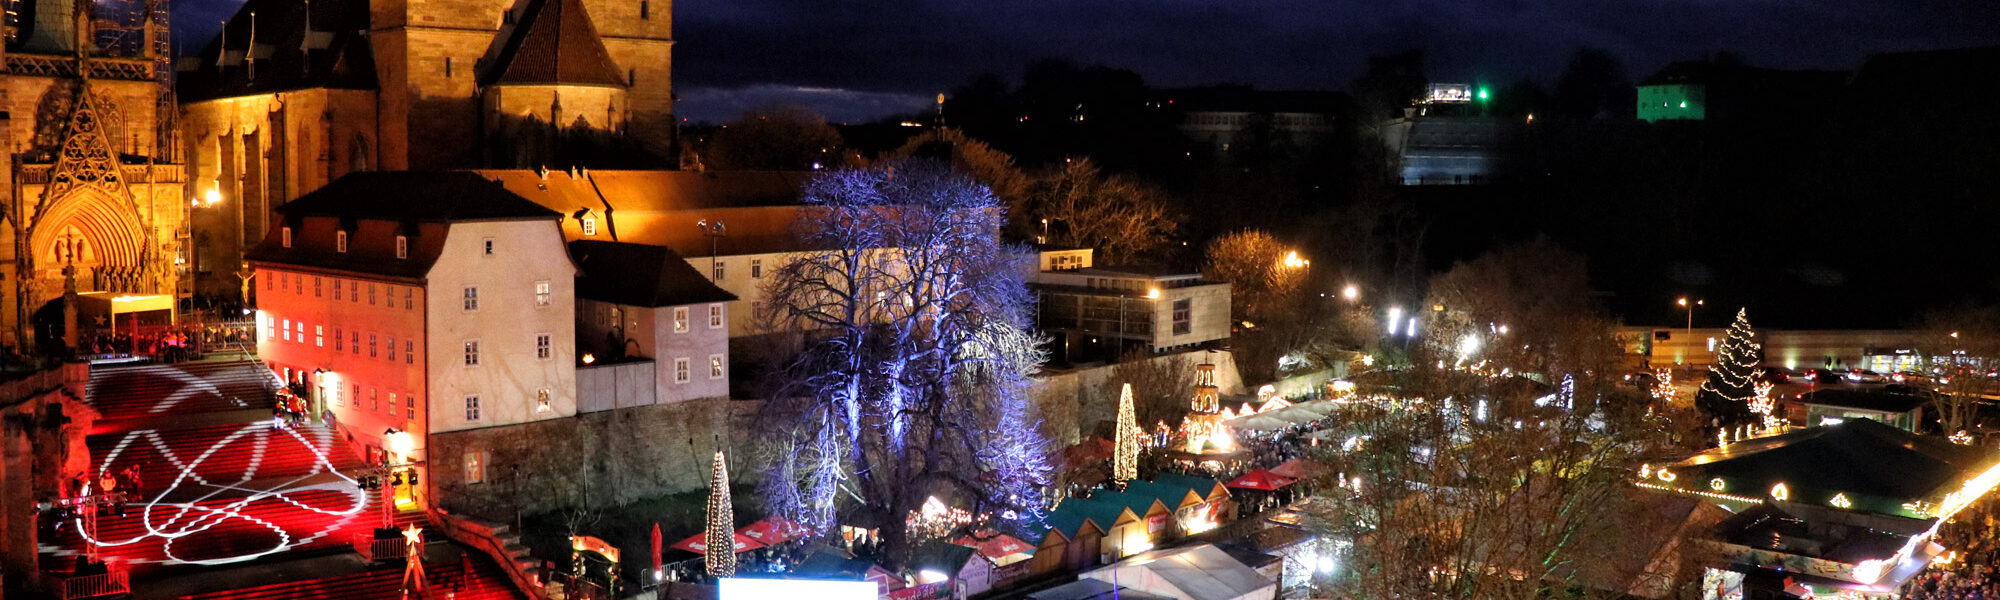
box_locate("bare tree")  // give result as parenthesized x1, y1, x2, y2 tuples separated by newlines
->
(1203, 229, 1305, 324)
(1302, 242, 1712, 599)
(1915, 304, 2000, 435)
(702, 104, 845, 170)
(1026, 159, 1179, 264)
(755, 160, 1052, 563)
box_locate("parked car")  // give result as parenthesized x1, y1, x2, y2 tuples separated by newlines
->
(1800, 368, 1843, 384)
(1846, 369, 1887, 383)
(1891, 371, 1931, 385)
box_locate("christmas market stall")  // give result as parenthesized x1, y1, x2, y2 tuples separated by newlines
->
(1635, 418, 2000, 599)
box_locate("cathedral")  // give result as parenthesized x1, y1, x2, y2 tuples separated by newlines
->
(0, 0, 183, 348)
(177, 0, 675, 301)
(0, 0, 674, 345)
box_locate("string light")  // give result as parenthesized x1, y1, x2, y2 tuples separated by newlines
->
(1114, 384, 1139, 483)
(705, 449, 735, 577)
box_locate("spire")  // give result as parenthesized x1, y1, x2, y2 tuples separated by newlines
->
(486, 0, 627, 87)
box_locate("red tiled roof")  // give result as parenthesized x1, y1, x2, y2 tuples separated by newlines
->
(487, 0, 627, 87)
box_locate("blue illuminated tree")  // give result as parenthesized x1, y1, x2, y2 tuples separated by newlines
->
(757, 160, 1051, 560)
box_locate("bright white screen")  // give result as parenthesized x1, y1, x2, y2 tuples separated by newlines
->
(718, 577, 877, 600)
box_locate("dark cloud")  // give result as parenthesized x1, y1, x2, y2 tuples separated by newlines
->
(170, 0, 2000, 124)
(675, 0, 2000, 120)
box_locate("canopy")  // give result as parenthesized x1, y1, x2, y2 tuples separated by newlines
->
(1269, 458, 1322, 480)
(738, 515, 811, 545)
(1081, 544, 1275, 600)
(670, 530, 765, 555)
(952, 532, 1036, 561)
(1225, 469, 1295, 491)
(1226, 413, 1290, 432)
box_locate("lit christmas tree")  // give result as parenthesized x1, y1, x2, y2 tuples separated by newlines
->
(705, 448, 736, 577)
(1697, 308, 1759, 425)
(1114, 383, 1140, 483)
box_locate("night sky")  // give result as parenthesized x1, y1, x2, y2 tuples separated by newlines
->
(174, 0, 2000, 124)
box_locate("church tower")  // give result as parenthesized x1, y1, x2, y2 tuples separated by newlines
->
(180, 0, 674, 303)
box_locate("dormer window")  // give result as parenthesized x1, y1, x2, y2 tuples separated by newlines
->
(335, 230, 349, 253)
(395, 235, 408, 259)
(581, 218, 598, 236)
(281, 227, 293, 248)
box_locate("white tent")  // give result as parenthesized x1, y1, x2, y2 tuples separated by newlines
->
(1080, 543, 1277, 600)
(1225, 413, 1290, 432)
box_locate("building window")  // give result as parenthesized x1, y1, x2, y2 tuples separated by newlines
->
(388, 393, 397, 416)
(673, 307, 689, 333)
(350, 281, 358, 302)
(463, 451, 486, 483)
(464, 396, 481, 421)
(581, 218, 597, 236)
(334, 278, 342, 300)
(712, 259, 725, 281)
(710, 354, 725, 379)
(405, 340, 415, 364)
(640, 0, 650, 19)
(368, 283, 377, 305)
(444, 56, 453, 78)
(297, 321, 306, 342)
(608, 306, 622, 329)
(282, 319, 292, 341)
(536, 333, 552, 360)
(369, 334, 378, 358)
(751, 258, 762, 278)
(386, 336, 397, 361)
(463, 286, 479, 311)
(315, 325, 324, 347)
(335, 230, 349, 253)
(535, 280, 551, 307)
(536, 389, 552, 414)
(314, 277, 322, 297)
(370, 387, 378, 412)
(463, 340, 480, 366)
(1172, 299, 1192, 336)
(281, 227, 292, 248)
(675, 358, 690, 383)
(406, 395, 416, 418)
(395, 235, 408, 259)
(334, 327, 343, 350)
(404, 287, 414, 310)
(709, 304, 723, 329)
(483, 237, 494, 255)
(351, 331, 360, 354)
(295, 274, 304, 294)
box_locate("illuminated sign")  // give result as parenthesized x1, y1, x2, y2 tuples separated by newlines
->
(719, 578, 878, 600)
(1426, 84, 1472, 103)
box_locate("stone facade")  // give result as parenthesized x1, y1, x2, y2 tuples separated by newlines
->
(0, 0, 184, 346)
(427, 395, 750, 520)
(180, 0, 675, 304)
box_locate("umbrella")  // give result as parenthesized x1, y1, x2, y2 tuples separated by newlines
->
(651, 523, 663, 574)
(670, 531, 766, 555)
(1270, 458, 1322, 479)
(1225, 469, 1296, 491)
(952, 532, 1035, 560)
(739, 515, 812, 545)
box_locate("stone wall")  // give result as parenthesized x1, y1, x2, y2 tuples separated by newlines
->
(429, 395, 759, 521)
(1029, 349, 1245, 445)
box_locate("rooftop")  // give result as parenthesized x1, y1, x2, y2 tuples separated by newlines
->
(486, 0, 628, 87)
(569, 240, 737, 308)
(273, 172, 562, 223)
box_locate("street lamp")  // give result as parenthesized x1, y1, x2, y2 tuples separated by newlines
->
(1341, 284, 1359, 302)
(1677, 297, 1703, 354)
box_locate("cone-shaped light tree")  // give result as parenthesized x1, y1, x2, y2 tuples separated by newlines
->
(704, 449, 736, 577)
(1114, 383, 1140, 483)
(1697, 308, 1759, 425)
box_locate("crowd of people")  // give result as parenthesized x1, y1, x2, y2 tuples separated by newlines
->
(74, 323, 255, 362)
(1906, 496, 2000, 600)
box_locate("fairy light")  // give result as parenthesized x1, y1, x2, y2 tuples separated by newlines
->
(1114, 384, 1140, 483)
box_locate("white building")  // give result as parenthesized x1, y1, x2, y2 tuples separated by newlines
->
(248, 171, 578, 508)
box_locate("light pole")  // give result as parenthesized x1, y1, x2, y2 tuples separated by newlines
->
(696, 220, 726, 282)
(1677, 297, 1703, 363)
